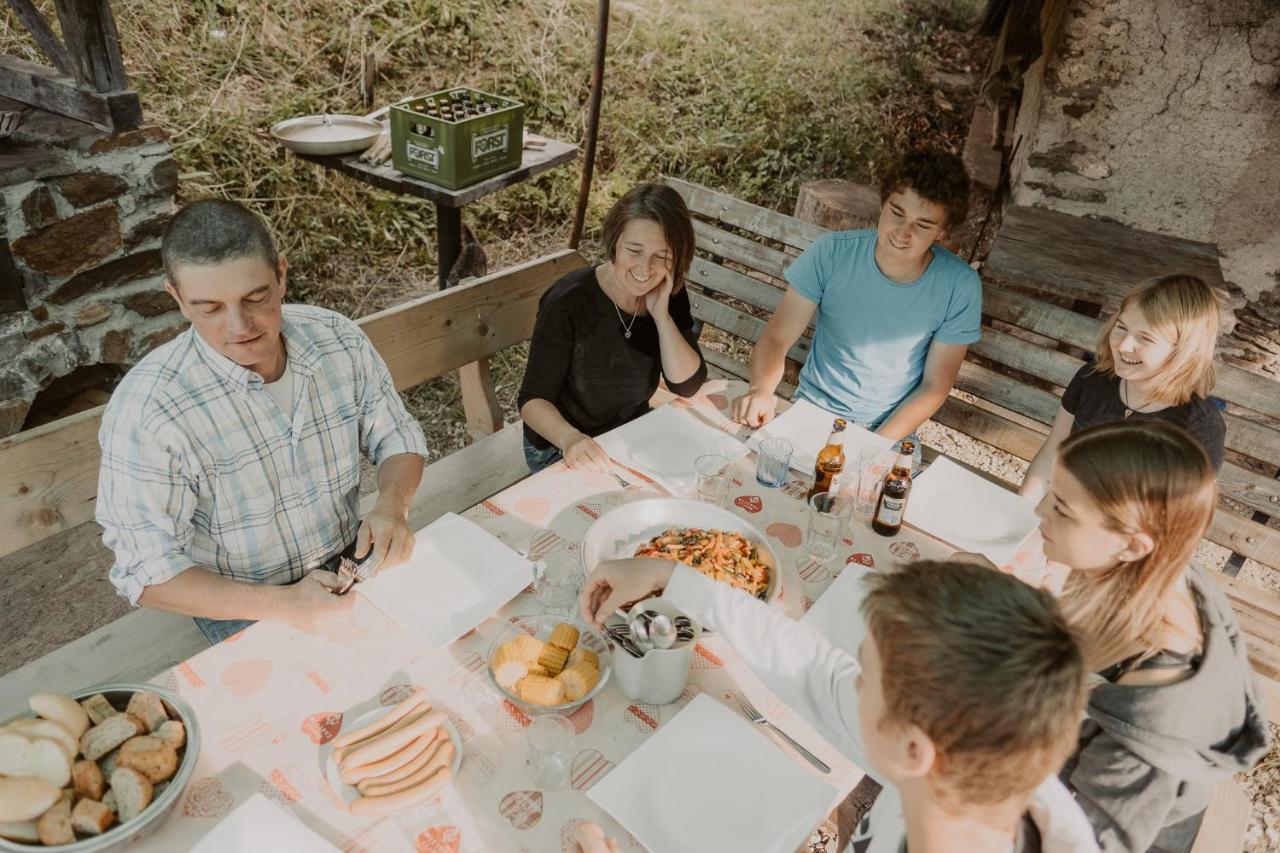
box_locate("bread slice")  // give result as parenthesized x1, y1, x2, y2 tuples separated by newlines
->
(118, 735, 179, 783)
(125, 691, 169, 734)
(35, 797, 73, 846)
(0, 820, 39, 843)
(157, 720, 186, 751)
(72, 758, 106, 801)
(80, 713, 144, 761)
(0, 776, 61, 822)
(7, 717, 78, 761)
(80, 693, 118, 725)
(70, 799, 116, 836)
(0, 730, 72, 788)
(30, 693, 90, 738)
(101, 789, 117, 815)
(110, 767, 154, 823)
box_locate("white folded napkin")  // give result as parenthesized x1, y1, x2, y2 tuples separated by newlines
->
(801, 566, 868, 657)
(904, 457, 1040, 566)
(745, 398, 891, 474)
(358, 512, 532, 649)
(588, 694, 836, 853)
(191, 794, 338, 852)
(595, 405, 749, 496)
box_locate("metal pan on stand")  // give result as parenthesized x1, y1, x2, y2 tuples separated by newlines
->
(270, 106, 389, 156)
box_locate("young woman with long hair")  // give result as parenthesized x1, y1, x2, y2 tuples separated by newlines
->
(1035, 419, 1269, 852)
(1020, 274, 1225, 502)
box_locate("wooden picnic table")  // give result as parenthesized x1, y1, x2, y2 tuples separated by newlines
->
(16, 380, 1000, 851)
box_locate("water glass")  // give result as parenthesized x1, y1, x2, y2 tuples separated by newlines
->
(694, 454, 731, 506)
(527, 714, 574, 789)
(807, 492, 854, 561)
(755, 438, 794, 488)
(855, 446, 893, 518)
(533, 556, 584, 617)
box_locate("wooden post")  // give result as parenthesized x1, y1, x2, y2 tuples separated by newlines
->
(6, 0, 75, 78)
(53, 0, 128, 93)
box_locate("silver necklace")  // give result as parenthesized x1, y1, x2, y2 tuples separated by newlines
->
(613, 299, 638, 339)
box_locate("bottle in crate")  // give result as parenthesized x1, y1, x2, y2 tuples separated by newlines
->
(389, 86, 525, 189)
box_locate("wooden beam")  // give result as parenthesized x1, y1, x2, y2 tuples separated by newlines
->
(691, 218, 792, 282)
(0, 250, 585, 559)
(6, 0, 75, 79)
(0, 55, 140, 130)
(459, 360, 504, 437)
(53, 0, 128, 93)
(665, 176, 825, 252)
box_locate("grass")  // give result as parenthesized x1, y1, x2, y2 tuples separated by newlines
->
(1, 0, 986, 452)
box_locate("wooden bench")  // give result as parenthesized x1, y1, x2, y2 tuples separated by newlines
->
(663, 176, 1280, 724)
(0, 248, 588, 710)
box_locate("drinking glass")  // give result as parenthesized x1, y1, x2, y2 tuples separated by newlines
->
(755, 438, 794, 488)
(694, 454, 731, 506)
(807, 492, 854, 561)
(533, 556, 584, 617)
(854, 447, 893, 519)
(527, 714, 574, 789)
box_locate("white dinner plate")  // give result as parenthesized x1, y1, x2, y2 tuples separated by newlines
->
(319, 705, 462, 808)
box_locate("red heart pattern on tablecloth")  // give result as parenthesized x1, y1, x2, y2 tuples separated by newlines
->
(734, 495, 763, 513)
(220, 659, 272, 698)
(449, 652, 486, 685)
(623, 703, 660, 732)
(305, 671, 331, 694)
(692, 643, 724, 669)
(499, 790, 544, 830)
(765, 521, 803, 548)
(889, 541, 921, 561)
(566, 700, 595, 734)
(447, 710, 476, 743)
(570, 749, 615, 790)
(261, 768, 301, 804)
(796, 557, 830, 583)
(217, 713, 274, 751)
(527, 530, 568, 560)
(514, 497, 550, 522)
(181, 777, 233, 818)
(842, 536, 854, 547)
(379, 684, 414, 705)
(416, 826, 462, 853)
(575, 502, 601, 521)
(497, 700, 533, 733)
(300, 712, 342, 744)
(176, 661, 204, 689)
(476, 499, 506, 517)
(781, 478, 811, 500)
(461, 745, 502, 784)
(847, 553, 876, 568)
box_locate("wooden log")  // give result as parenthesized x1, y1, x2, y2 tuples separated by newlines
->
(793, 179, 882, 231)
(6, 0, 75, 79)
(52, 0, 128, 93)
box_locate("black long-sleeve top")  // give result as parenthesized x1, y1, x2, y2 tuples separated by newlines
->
(517, 265, 708, 450)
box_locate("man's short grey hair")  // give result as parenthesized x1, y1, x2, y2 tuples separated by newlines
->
(161, 199, 279, 286)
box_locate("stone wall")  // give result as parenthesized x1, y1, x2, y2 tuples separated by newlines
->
(1007, 0, 1280, 375)
(0, 101, 185, 436)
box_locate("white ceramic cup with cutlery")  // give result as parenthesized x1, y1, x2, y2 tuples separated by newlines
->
(612, 597, 701, 704)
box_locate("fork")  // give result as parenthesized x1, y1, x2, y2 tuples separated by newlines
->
(735, 693, 831, 774)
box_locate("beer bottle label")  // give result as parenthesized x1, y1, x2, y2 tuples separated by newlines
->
(876, 496, 905, 526)
(829, 470, 845, 494)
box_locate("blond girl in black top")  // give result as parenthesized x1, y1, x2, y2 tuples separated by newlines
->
(518, 183, 707, 474)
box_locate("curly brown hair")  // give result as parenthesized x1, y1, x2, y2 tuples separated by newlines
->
(878, 148, 970, 231)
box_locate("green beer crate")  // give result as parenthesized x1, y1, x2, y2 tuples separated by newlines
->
(389, 87, 524, 189)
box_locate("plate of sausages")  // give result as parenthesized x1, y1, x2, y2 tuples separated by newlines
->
(319, 688, 460, 816)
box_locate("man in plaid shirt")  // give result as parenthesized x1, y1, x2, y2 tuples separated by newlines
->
(97, 200, 429, 643)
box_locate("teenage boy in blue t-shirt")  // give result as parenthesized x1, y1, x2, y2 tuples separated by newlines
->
(731, 149, 981, 443)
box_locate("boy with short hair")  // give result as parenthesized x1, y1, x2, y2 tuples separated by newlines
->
(581, 559, 1099, 853)
(732, 148, 980, 443)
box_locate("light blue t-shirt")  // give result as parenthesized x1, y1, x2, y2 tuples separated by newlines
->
(786, 230, 981, 427)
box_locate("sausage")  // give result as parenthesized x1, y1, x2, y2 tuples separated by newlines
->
(348, 766, 453, 816)
(353, 729, 445, 791)
(332, 690, 429, 750)
(338, 728, 438, 786)
(340, 709, 446, 772)
(358, 734, 454, 797)
(334, 704, 433, 766)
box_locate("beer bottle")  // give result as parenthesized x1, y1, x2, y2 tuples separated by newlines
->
(871, 440, 915, 537)
(808, 418, 848, 499)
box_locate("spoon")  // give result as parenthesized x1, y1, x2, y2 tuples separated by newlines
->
(641, 610, 678, 650)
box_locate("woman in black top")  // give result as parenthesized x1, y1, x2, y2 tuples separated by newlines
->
(1020, 273, 1225, 501)
(517, 183, 707, 473)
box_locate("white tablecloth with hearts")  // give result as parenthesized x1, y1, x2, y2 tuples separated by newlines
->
(130, 379, 1046, 852)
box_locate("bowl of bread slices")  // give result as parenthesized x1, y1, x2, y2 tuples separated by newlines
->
(0, 685, 199, 851)
(487, 616, 612, 713)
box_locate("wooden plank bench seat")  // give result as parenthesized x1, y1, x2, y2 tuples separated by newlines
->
(0, 249, 588, 700)
(664, 176, 1280, 723)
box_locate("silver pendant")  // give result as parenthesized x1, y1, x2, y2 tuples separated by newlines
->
(625, 330, 632, 339)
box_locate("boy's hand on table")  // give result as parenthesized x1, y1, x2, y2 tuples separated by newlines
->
(731, 388, 777, 428)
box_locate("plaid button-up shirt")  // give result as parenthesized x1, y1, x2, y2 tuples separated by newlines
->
(97, 304, 429, 604)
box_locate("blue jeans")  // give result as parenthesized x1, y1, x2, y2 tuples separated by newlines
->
(523, 437, 563, 474)
(193, 542, 353, 645)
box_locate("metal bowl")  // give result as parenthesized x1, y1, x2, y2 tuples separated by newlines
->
(0, 683, 201, 852)
(486, 615, 613, 715)
(270, 113, 382, 156)
(579, 497, 780, 603)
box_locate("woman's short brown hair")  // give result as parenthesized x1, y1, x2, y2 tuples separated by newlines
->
(878, 148, 970, 232)
(600, 183, 695, 292)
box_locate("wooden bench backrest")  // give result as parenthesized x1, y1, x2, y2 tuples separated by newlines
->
(0, 249, 587, 561)
(665, 176, 1280, 575)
